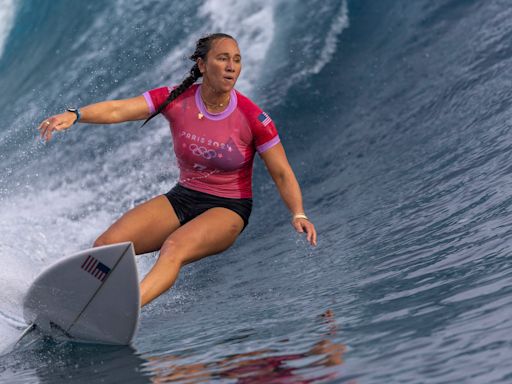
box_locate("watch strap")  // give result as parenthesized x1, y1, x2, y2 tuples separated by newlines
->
(66, 108, 81, 124)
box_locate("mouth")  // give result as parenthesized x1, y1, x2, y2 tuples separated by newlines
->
(223, 75, 235, 82)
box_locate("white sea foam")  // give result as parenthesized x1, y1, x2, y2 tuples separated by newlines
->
(0, 184, 102, 348)
(0, 0, 17, 59)
(308, 0, 349, 75)
(263, 0, 349, 106)
(0, 122, 176, 349)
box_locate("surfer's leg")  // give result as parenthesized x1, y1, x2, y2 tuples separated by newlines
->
(93, 195, 181, 254)
(140, 207, 244, 306)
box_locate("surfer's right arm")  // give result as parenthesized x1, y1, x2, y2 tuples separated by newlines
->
(38, 95, 150, 142)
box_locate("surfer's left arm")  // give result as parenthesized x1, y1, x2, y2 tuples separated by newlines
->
(260, 143, 317, 246)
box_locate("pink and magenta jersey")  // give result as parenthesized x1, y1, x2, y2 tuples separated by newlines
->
(143, 84, 280, 198)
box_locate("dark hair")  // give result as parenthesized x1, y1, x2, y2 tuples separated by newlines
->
(141, 33, 235, 127)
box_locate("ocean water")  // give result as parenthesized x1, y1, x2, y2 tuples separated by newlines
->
(1, 0, 512, 382)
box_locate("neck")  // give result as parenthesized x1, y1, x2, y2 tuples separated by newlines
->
(200, 83, 231, 110)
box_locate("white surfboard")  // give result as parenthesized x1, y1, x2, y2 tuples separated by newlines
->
(22, 242, 140, 345)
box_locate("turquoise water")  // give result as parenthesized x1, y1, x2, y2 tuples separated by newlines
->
(1, 0, 512, 382)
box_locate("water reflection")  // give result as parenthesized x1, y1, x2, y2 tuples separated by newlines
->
(1, 336, 149, 384)
(146, 309, 348, 383)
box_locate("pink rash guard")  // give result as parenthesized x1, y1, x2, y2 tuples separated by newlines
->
(143, 84, 280, 198)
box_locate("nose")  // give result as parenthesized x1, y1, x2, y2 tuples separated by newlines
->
(226, 59, 236, 72)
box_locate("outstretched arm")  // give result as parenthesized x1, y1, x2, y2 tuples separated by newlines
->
(38, 95, 150, 142)
(260, 143, 317, 246)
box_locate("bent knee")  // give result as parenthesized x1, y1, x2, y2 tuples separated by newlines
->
(160, 238, 182, 257)
(159, 238, 193, 264)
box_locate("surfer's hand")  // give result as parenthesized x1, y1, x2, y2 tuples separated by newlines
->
(38, 112, 75, 142)
(292, 217, 317, 246)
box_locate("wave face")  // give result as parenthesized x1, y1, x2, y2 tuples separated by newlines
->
(2, 0, 512, 383)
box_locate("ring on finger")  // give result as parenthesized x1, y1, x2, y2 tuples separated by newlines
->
(45, 121, 50, 125)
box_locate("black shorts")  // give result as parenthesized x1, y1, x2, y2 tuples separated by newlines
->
(164, 184, 252, 229)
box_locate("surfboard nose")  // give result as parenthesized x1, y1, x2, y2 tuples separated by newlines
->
(22, 242, 140, 345)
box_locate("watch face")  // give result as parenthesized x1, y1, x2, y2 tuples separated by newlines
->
(67, 108, 77, 112)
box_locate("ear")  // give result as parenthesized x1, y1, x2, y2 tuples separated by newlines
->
(197, 58, 206, 74)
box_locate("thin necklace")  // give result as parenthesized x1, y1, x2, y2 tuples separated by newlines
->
(201, 92, 230, 108)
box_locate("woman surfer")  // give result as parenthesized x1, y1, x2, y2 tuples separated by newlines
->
(38, 33, 317, 307)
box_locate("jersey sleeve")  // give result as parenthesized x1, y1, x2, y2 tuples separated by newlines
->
(142, 86, 171, 114)
(251, 110, 280, 154)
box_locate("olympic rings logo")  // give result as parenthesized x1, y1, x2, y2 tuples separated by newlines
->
(189, 144, 217, 159)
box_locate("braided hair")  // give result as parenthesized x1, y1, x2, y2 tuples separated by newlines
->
(141, 33, 235, 127)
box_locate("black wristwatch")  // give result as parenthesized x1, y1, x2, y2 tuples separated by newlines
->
(66, 108, 81, 124)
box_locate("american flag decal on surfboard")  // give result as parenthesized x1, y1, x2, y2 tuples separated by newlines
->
(81, 255, 111, 282)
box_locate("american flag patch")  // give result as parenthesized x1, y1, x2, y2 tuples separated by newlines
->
(258, 112, 272, 126)
(81, 255, 111, 282)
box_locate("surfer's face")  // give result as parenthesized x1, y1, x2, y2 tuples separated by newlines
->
(199, 38, 241, 93)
